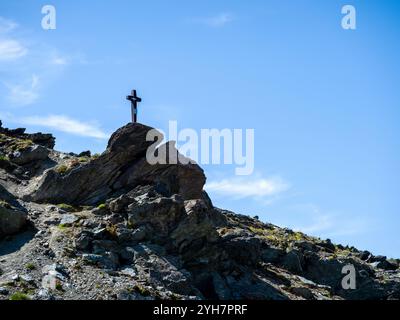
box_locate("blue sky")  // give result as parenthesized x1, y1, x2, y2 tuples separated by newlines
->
(0, 0, 399, 257)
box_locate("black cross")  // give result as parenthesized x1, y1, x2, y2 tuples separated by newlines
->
(126, 89, 142, 123)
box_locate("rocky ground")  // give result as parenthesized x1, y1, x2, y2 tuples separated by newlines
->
(0, 120, 399, 300)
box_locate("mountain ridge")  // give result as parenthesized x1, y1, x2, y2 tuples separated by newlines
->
(0, 120, 399, 300)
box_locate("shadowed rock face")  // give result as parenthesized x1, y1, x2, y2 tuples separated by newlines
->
(0, 205, 27, 238)
(0, 185, 27, 238)
(24, 123, 206, 205)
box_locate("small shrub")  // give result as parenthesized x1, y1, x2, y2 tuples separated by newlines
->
(55, 282, 63, 291)
(97, 203, 106, 210)
(78, 157, 89, 163)
(127, 220, 136, 229)
(9, 292, 30, 300)
(218, 227, 230, 235)
(0, 155, 9, 162)
(288, 232, 305, 242)
(106, 224, 118, 238)
(55, 165, 68, 175)
(81, 205, 93, 211)
(0, 200, 12, 209)
(170, 293, 181, 300)
(25, 263, 36, 271)
(57, 203, 76, 212)
(134, 284, 151, 296)
(69, 159, 80, 168)
(248, 226, 268, 235)
(14, 139, 33, 151)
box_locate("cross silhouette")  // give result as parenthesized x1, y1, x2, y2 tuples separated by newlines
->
(126, 89, 142, 123)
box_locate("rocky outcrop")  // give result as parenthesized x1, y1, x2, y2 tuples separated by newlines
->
(0, 120, 55, 149)
(25, 123, 206, 205)
(0, 121, 399, 301)
(9, 145, 50, 166)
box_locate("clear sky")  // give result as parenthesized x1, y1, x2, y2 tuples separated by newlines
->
(1, 0, 399, 257)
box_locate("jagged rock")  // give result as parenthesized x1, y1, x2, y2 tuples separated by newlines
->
(136, 252, 197, 296)
(290, 286, 315, 300)
(371, 260, 398, 271)
(22, 123, 156, 204)
(0, 121, 55, 149)
(130, 227, 147, 241)
(316, 239, 336, 253)
(78, 151, 91, 157)
(60, 214, 79, 226)
(25, 123, 205, 205)
(222, 235, 263, 266)
(170, 199, 219, 255)
(261, 245, 285, 263)
(9, 145, 49, 165)
(369, 255, 387, 263)
(82, 253, 118, 269)
(0, 202, 27, 238)
(281, 249, 304, 274)
(117, 141, 206, 200)
(357, 250, 372, 261)
(27, 133, 55, 149)
(74, 232, 92, 251)
(127, 195, 185, 239)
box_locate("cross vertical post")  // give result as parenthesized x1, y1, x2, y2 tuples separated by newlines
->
(126, 89, 142, 123)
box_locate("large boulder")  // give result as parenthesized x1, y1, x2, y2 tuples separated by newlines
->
(0, 202, 27, 238)
(25, 133, 55, 149)
(9, 145, 50, 165)
(116, 141, 206, 200)
(170, 199, 219, 254)
(25, 123, 206, 205)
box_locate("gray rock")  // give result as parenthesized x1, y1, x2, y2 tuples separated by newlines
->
(82, 253, 117, 269)
(10, 274, 19, 281)
(109, 195, 132, 213)
(93, 228, 107, 239)
(316, 239, 336, 253)
(291, 286, 315, 300)
(357, 250, 372, 261)
(42, 263, 68, 278)
(25, 124, 206, 205)
(36, 288, 55, 300)
(0, 287, 9, 295)
(120, 267, 137, 278)
(0, 203, 27, 238)
(20, 274, 34, 283)
(371, 260, 398, 271)
(281, 250, 304, 274)
(60, 214, 79, 226)
(74, 232, 92, 250)
(10, 144, 49, 165)
(42, 216, 61, 226)
(369, 255, 387, 263)
(131, 227, 147, 241)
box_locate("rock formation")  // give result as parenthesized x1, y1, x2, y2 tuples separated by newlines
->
(0, 121, 399, 300)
